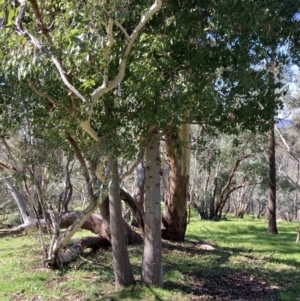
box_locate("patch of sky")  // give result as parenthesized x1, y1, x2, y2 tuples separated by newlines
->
(292, 12, 300, 22)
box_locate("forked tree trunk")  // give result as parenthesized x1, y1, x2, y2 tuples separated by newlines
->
(268, 124, 278, 235)
(108, 156, 135, 289)
(142, 128, 163, 286)
(162, 123, 191, 242)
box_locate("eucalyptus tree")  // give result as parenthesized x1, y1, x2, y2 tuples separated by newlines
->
(274, 123, 300, 220)
(1, 0, 163, 288)
(122, 0, 300, 240)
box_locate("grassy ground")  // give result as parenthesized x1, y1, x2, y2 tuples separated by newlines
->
(0, 213, 299, 301)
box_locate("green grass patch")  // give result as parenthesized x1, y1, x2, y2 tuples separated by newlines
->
(1, 213, 300, 300)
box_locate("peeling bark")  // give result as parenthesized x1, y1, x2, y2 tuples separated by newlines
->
(162, 123, 191, 242)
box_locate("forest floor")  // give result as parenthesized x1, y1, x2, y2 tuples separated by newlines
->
(0, 213, 299, 301)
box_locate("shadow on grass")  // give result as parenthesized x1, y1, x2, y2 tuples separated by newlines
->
(161, 240, 299, 301)
(71, 239, 299, 301)
(52, 217, 300, 301)
(112, 284, 166, 301)
(188, 220, 300, 268)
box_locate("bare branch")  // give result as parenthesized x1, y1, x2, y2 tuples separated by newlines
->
(90, 1, 162, 104)
(114, 19, 130, 41)
(65, 133, 96, 202)
(275, 125, 300, 163)
(0, 200, 12, 210)
(215, 154, 251, 215)
(120, 156, 143, 180)
(27, 0, 53, 39)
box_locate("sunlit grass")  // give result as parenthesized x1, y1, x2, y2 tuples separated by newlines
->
(0, 211, 300, 300)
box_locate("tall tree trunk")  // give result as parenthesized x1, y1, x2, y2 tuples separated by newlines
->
(142, 128, 163, 286)
(268, 124, 278, 234)
(162, 123, 191, 241)
(108, 156, 135, 289)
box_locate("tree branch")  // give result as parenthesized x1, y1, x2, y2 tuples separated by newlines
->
(28, 81, 100, 141)
(215, 154, 251, 215)
(90, 1, 162, 106)
(16, 0, 87, 104)
(120, 156, 143, 180)
(27, 0, 53, 39)
(65, 133, 96, 202)
(1, 137, 20, 173)
(275, 125, 300, 163)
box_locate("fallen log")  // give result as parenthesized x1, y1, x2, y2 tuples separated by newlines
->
(44, 235, 111, 268)
(59, 211, 142, 245)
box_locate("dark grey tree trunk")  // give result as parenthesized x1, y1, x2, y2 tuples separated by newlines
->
(268, 124, 278, 235)
(142, 129, 163, 286)
(108, 156, 135, 289)
(132, 160, 145, 227)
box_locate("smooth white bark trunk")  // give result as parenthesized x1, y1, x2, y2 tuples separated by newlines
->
(142, 130, 163, 286)
(3, 178, 35, 224)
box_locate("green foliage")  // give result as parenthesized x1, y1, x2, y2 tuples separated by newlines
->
(2, 0, 300, 146)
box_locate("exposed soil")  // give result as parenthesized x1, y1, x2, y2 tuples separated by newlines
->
(164, 241, 280, 301)
(188, 271, 278, 301)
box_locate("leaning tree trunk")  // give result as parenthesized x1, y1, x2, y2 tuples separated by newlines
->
(0, 178, 42, 237)
(268, 124, 278, 234)
(108, 156, 135, 289)
(3, 178, 35, 223)
(162, 122, 191, 242)
(142, 128, 163, 287)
